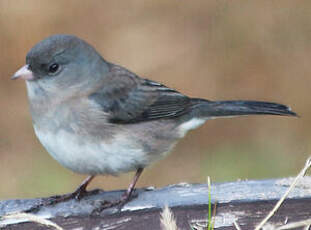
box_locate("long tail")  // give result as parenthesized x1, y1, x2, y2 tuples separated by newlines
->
(192, 99, 297, 118)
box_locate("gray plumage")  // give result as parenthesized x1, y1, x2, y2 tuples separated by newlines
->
(13, 34, 296, 177)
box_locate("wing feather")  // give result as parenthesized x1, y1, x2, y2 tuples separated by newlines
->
(88, 64, 193, 123)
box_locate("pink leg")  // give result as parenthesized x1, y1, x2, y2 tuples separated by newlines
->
(122, 168, 144, 201)
(72, 175, 95, 200)
(93, 168, 145, 213)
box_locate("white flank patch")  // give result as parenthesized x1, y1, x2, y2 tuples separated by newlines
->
(178, 118, 206, 137)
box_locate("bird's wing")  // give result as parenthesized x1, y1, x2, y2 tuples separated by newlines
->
(88, 64, 193, 123)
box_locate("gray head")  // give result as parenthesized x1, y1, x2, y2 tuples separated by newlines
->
(12, 34, 109, 97)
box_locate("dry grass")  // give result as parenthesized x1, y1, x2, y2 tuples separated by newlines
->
(160, 206, 178, 230)
(232, 156, 311, 230)
(1, 212, 63, 230)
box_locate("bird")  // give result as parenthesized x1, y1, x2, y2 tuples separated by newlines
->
(12, 34, 296, 208)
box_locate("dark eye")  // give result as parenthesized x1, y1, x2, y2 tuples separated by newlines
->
(48, 63, 60, 74)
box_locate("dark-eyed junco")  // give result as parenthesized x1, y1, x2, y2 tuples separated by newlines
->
(12, 34, 296, 207)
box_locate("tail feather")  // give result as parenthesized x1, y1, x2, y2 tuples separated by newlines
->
(192, 99, 297, 118)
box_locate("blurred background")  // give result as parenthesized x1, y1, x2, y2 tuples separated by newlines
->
(0, 0, 310, 199)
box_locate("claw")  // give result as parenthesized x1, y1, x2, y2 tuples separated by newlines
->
(24, 175, 96, 213)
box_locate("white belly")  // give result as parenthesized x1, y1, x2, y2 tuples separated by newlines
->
(34, 126, 150, 175)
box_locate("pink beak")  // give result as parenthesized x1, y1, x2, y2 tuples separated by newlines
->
(11, 65, 34, 80)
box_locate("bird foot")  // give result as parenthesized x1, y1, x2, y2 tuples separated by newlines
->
(91, 191, 138, 214)
(24, 188, 101, 213)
